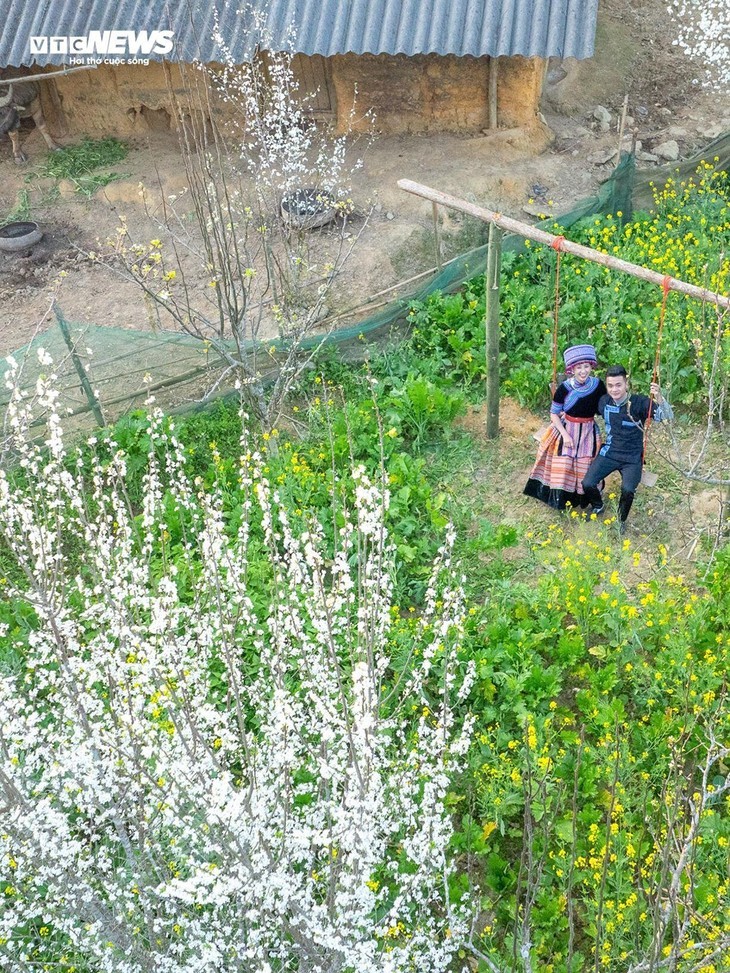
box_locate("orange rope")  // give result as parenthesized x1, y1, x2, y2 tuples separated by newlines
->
(550, 237, 565, 394)
(644, 275, 672, 448)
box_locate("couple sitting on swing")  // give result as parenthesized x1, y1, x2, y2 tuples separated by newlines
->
(523, 344, 673, 525)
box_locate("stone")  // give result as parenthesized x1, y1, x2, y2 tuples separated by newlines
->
(598, 120, 611, 133)
(385, 211, 395, 220)
(653, 139, 680, 161)
(667, 126, 688, 138)
(522, 203, 551, 218)
(311, 303, 330, 324)
(546, 64, 568, 85)
(57, 179, 77, 199)
(593, 105, 612, 124)
(624, 115, 635, 127)
(588, 148, 618, 165)
(637, 151, 659, 162)
(621, 136, 642, 151)
(705, 123, 725, 139)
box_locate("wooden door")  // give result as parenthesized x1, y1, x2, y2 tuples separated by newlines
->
(291, 54, 336, 117)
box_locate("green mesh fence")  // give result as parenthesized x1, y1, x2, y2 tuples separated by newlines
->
(631, 132, 730, 212)
(2, 133, 727, 431)
(0, 310, 220, 434)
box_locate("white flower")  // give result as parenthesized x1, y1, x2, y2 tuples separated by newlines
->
(0, 373, 473, 973)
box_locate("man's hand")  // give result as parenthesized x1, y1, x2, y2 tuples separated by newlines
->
(649, 381, 664, 404)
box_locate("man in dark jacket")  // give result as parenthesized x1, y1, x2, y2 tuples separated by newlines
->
(582, 365, 673, 524)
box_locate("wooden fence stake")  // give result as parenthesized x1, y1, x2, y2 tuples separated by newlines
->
(615, 93, 629, 167)
(432, 201, 443, 272)
(54, 304, 106, 428)
(485, 223, 503, 439)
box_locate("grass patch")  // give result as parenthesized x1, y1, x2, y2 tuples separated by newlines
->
(0, 187, 32, 227)
(31, 137, 129, 197)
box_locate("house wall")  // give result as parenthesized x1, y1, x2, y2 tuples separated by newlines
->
(330, 53, 545, 134)
(43, 61, 192, 136)
(40, 53, 544, 140)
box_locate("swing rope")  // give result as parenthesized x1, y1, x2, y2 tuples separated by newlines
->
(643, 275, 672, 449)
(550, 236, 565, 394)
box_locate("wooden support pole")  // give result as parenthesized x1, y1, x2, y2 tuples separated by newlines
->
(432, 201, 443, 272)
(397, 179, 730, 310)
(485, 223, 503, 439)
(0, 64, 100, 85)
(54, 304, 106, 428)
(488, 56, 499, 130)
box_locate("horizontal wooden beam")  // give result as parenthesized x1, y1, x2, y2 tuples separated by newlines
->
(397, 178, 730, 311)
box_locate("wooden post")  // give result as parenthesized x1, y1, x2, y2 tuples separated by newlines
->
(432, 201, 443, 272)
(54, 303, 106, 428)
(615, 93, 629, 167)
(485, 223, 503, 439)
(488, 56, 499, 130)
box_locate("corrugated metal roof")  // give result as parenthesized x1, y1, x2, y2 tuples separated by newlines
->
(0, 0, 599, 68)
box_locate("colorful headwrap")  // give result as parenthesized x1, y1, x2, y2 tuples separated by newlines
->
(564, 344, 597, 372)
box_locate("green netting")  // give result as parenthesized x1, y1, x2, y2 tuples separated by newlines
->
(0, 312, 217, 432)
(291, 149, 639, 355)
(2, 133, 727, 430)
(631, 132, 730, 212)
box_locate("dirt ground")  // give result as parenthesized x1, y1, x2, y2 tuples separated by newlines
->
(1, 0, 729, 361)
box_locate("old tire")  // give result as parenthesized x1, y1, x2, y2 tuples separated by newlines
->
(0, 221, 43, 252)
(281, 189, 335, 230)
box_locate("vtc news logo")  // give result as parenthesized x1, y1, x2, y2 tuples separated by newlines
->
(29, 30, 174, 57)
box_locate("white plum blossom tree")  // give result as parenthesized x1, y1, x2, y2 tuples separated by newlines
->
(669, 0, 730, 91)
(110, 6, 371, 430)
(0, 356, 474, 973)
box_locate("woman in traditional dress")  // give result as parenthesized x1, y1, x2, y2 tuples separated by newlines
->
(523, 344, 606, 511)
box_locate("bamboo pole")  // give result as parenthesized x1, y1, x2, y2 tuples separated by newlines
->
(485, 224, 503, 439)
(0, 64, 100, 85)
(397, 179, 730, 310)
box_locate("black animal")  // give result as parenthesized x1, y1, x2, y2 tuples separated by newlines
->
(0, 76, 60, 164)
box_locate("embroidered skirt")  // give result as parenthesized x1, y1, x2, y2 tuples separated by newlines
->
(523, 419, 601, 510)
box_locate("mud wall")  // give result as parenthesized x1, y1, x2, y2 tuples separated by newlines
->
(43, 61, 196, 137)
(43, 59, 318, 137)
(496, 56, 545, 129)
(330, 53, 545, 135)
(40, 53, 544, 140)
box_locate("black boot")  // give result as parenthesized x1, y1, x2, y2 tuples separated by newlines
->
(583, 484, 603, 513)
(618, 490, 635, 523)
